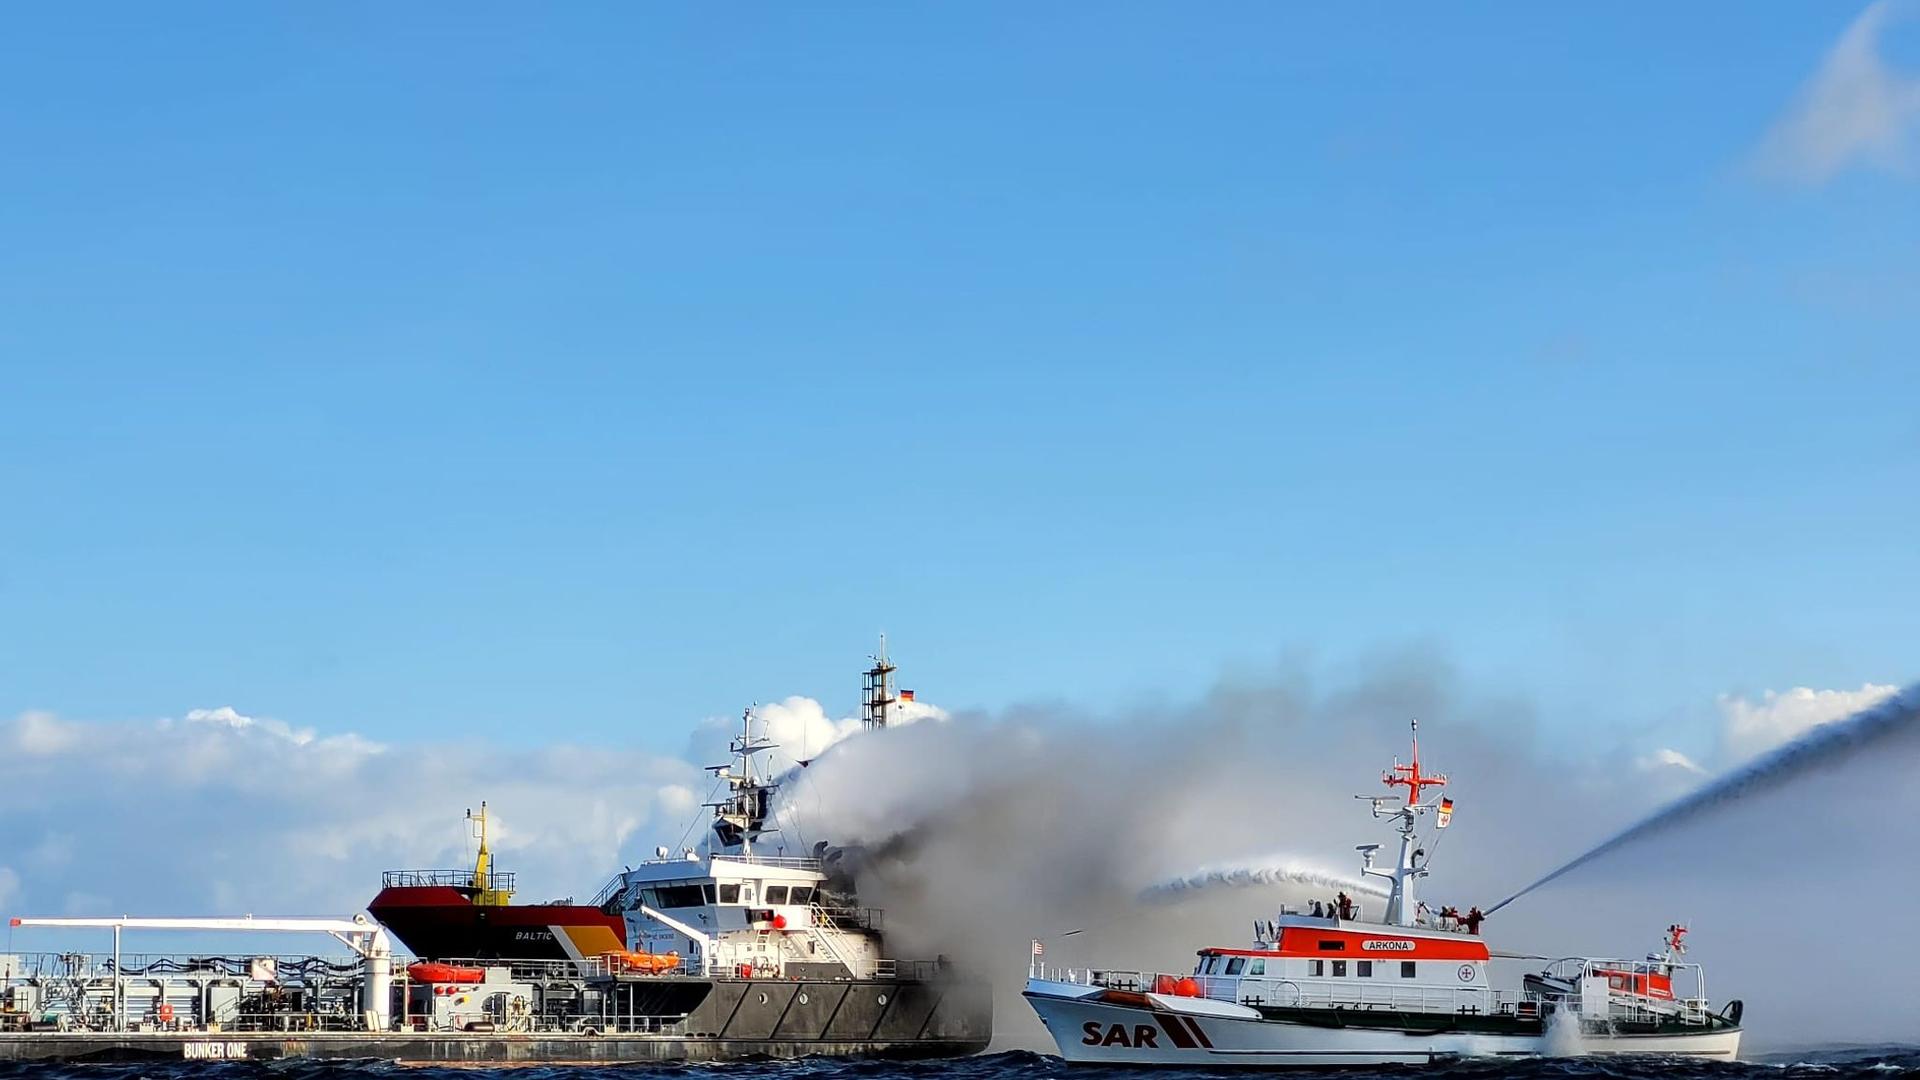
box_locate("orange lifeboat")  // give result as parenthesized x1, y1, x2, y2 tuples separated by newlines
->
(600, 949, 681, 975)
(407, 961, 486, 983)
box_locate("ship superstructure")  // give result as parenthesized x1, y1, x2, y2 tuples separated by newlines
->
(607, 704, 888, 981)
(1023, 724, 1744, 1066)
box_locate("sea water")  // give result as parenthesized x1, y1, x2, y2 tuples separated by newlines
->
(2, 1047, 1917, 1080)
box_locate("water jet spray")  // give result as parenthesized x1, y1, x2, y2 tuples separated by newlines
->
(1486, 681, 1919, 915)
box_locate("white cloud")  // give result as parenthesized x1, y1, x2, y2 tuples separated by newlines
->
(690, 694, 948, 777)
(0, 708, 702, 918)
(1717, 682, 1900, 760)
(1638, 747, 1709, 776)
(0, 693, 943, 921)
(1755, 1, 1920, 183)
(9, 711, 79, 755)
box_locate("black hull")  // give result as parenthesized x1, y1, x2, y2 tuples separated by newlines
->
(0, 975, 993, 1064)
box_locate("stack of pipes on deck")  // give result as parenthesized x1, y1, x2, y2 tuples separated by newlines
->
(6, 915, 393, 1032)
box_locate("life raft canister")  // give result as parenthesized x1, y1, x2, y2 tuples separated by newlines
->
(1155, 973, 1200, 997)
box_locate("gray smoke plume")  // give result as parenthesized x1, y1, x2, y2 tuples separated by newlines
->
(775, 658, 1920, 1051)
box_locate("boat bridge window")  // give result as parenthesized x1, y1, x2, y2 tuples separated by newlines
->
(1248, 960, 1265, 976)
(765, 885, 789, 904)
(789, 886, 814, 905)
(1400, 961, 1417, 978)
(1357, 961, 1373, 977)
(1332, 961, 1347, 977)
(718, 883, 740, 904)
(1309, 960, 1324, 977)
(653, 883, 707, 908)
(1317, 941, 1346, 951)
(1225, 957, 1245, 975)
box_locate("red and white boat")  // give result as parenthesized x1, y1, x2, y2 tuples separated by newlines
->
(1023, 724, 1744, 1065)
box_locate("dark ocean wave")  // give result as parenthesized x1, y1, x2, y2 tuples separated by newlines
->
(3, 1049, 1918, 1080)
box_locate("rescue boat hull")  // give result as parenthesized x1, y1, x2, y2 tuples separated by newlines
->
(1024, 981, 1741, 1067)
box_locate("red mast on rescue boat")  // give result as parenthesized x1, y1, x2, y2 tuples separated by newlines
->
(1357, 720, 1451, 927)
(1384, 718, 1448, 806)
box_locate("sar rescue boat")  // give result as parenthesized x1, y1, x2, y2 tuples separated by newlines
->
(1023, 723, 1744, 1065)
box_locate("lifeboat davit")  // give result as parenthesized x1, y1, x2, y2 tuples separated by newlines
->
(407, 961, 486, 983)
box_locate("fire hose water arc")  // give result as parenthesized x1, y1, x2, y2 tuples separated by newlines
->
(1486, 682, 1920, 916)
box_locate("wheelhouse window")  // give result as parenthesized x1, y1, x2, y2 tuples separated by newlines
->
(1357, 961, 1373, 977)
(765, 885, 790, 904)
(717, 883, 740, 904)
(655, 883, 706, 908)
(1309, 960, 1324, 977)
(1401, 961, 1417, 978)
(1332, 960, 1347, 977)
(1225, 957, 1246, 975)
(1248, 960, 1265, 976)
(789, 886, 814, 905)
(703, 884, 717, 904)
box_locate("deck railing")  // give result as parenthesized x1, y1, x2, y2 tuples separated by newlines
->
(379, 869, 516, 891)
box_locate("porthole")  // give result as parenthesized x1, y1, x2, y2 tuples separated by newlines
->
(758, 992, 770, 1005)
(797, 993, 810, 1005)
(876, 994, 888, 1005)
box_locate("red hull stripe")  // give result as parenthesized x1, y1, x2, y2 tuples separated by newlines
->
(1253, 929, 1489, 961)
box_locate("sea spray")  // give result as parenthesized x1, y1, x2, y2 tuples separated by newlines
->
(1487, 681, 1920, 915)
(1541, 1007, 1589, 1058)
(1140, 856, 1388, 905)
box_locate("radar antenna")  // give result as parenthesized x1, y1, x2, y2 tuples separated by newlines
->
(706, 707, 781, 855)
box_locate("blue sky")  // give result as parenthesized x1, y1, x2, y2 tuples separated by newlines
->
(2, 3, 1915, 765)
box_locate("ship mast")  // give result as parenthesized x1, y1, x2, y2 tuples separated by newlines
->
(467, 801, 513, 905)
(1357, 720, 1447, 927)
(861, 635, 898, 730)
(706, 707, 781, 855)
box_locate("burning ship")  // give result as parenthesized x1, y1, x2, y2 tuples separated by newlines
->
(0, 650, 990, 1063)
(1023, 723, 1744, 1065)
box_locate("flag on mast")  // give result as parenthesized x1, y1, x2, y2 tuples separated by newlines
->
(1031, 939, 1044, 957)
(1436, 797, 1455, 829)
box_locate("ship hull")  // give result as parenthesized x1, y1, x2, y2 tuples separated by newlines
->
(1025, 981, 1740, 1067)
(0, 975, 992, 1064)
(367, 886, 627, 961)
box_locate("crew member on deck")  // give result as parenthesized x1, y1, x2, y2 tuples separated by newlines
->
(1310, 899, 1324, 917)
(1336, 892, 1354, 920)
(1464, 906, 1485, 935)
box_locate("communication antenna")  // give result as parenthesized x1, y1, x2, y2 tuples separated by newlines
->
(862, 634, 898, 730)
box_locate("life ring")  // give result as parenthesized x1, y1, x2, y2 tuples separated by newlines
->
(157, 1003, 175, 1023)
